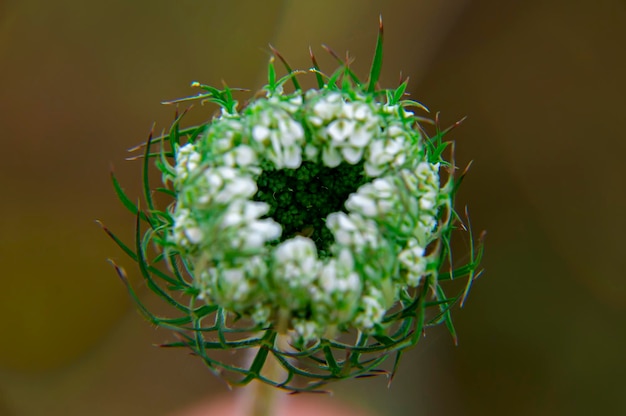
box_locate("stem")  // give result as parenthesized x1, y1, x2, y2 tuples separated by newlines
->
(248, 371, 280, 416)
(240, 332, 289, 416)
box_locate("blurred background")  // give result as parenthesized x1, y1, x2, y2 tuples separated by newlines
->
(1, 0, 625, 415)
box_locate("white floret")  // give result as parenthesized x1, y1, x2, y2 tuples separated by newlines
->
(348, 125, 373, 147)
(327, 118, 356, 144)
(312, 92, 342, 121)
(184, 227, 204, 244)
(322, 145, 342, 167)
(252, 125, 271, 142)
(343, 101, 373, 121)
(419, 190, 438, 210)
(223, 145, 258, 168)
(340, 146, 364, 165)
(348, 194, 378, 217)
(242, 219, 282, 249)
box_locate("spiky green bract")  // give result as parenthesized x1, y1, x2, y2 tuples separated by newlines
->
(104, 26, 483, 392)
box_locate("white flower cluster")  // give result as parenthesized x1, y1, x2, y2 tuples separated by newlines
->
(274, 240, 364, 337)
(326, 212, 381, 252)
(196, 255, 269, 312)
(167, 87, 448, 342)
(170, 149, 281, 254)
(306, 91, 380, 167)
(273, 236, 320, 310)
(247, 96, 306, 169)
(328, 165, 442, 303)
(365, 124, 408, 176)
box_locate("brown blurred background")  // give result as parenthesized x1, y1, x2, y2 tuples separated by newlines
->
(1, 0, 625, 415)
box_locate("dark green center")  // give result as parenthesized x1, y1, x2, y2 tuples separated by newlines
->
(254, 160, 369, 256)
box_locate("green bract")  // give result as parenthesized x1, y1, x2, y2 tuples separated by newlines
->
(104, 23, 483, 392)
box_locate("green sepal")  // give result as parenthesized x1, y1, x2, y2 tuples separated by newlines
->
(367, 16, 384, 93)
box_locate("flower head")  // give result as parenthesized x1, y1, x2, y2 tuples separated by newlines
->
(105, 21, 483, 392)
